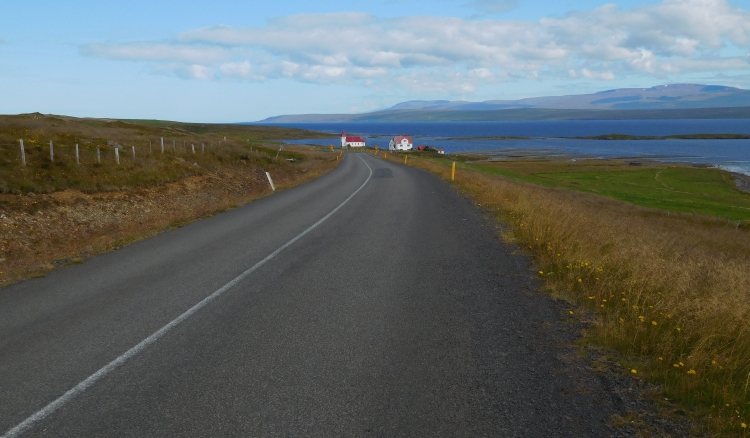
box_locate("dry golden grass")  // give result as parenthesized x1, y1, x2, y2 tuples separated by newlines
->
(0, 113, 340, 286)
(388, 153, 750, 435)
(0, 148, 338, 287)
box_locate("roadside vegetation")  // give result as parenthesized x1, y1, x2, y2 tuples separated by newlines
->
(467, 158, 750, 221)
(384, 150, 750, 436)
(0, 113, 338, 286)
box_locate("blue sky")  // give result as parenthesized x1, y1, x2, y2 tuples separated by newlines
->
(2, 0, 750, 122)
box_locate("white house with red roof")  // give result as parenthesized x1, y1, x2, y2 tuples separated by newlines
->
(341, 130, 366, 148)
(389, 135, 413, 151)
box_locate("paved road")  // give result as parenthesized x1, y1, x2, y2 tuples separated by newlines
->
(0, 153, 622, 437)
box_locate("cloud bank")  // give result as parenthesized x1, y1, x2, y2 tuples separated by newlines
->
(82, 0, 750, 93)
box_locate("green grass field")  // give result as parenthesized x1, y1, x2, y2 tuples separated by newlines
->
(462, 159, 750, 220)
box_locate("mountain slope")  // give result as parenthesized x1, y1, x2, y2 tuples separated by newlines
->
(258, 84, 750, 123)
(386, 84, 750, 111)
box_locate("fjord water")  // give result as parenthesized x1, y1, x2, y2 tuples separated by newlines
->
(278, 120, 750, 175)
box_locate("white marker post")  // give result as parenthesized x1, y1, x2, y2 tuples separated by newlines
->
(265, 172, 276, 191)
(115, 147, 120, 165)
(19, 139, 26, 167)
(191, 144, 195, 154)
(75, 144, 80, 165)
(132, 146, 136, 159)
(172, 140, 175, 152)
(97, 147, 101, 163)
(49, 140, 54, 163)
(160, 137, 164, 154)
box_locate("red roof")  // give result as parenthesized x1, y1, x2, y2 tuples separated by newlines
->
(393, 135, 412, 143)
(342, 130, 365, 143)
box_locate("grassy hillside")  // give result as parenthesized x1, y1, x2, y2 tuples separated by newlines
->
(0, 113, 340, 285)
(0, 113, 332, 194)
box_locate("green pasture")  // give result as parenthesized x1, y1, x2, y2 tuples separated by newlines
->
(460, 159, 750, 220)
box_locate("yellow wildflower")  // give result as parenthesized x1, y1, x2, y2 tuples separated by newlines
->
(651, 321, 657, 326)
(687, 369, 696, 375)
(631, 369, 637, 374)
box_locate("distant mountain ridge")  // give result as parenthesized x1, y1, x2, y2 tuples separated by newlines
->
(258, 84, 750, 123)
(384, 84, 750, 111)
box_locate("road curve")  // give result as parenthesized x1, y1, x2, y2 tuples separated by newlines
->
(1, 153, 622, 437)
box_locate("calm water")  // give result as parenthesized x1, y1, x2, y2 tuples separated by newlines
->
(274, 120, 750, 175)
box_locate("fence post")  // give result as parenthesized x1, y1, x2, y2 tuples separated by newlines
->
(451, 162, 456, 181)
(75, 144, 80, 165)
(132, 146, 135, 159)
(115, 147, 120, 165)
(265, 172, 276, 191)
(191, 144, 195, 154)
(50, 140, 54, 163)
(19, 139, 26, 166)
(97, 146, 101, 163)
(149, 140, 152, 153)
(161, 137, 164, 154)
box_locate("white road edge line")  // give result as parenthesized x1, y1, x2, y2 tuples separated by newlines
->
(2, 154, 373, 438)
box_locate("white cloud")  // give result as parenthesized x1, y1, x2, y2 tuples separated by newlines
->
(81, 0, 750, 92)
(580, 68, 616, 80)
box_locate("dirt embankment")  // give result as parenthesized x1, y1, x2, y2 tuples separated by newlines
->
(734, 172, 750, 194)
(0, 161, 337, 287)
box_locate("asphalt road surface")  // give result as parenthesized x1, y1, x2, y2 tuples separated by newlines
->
(0, 153, 625, 437)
